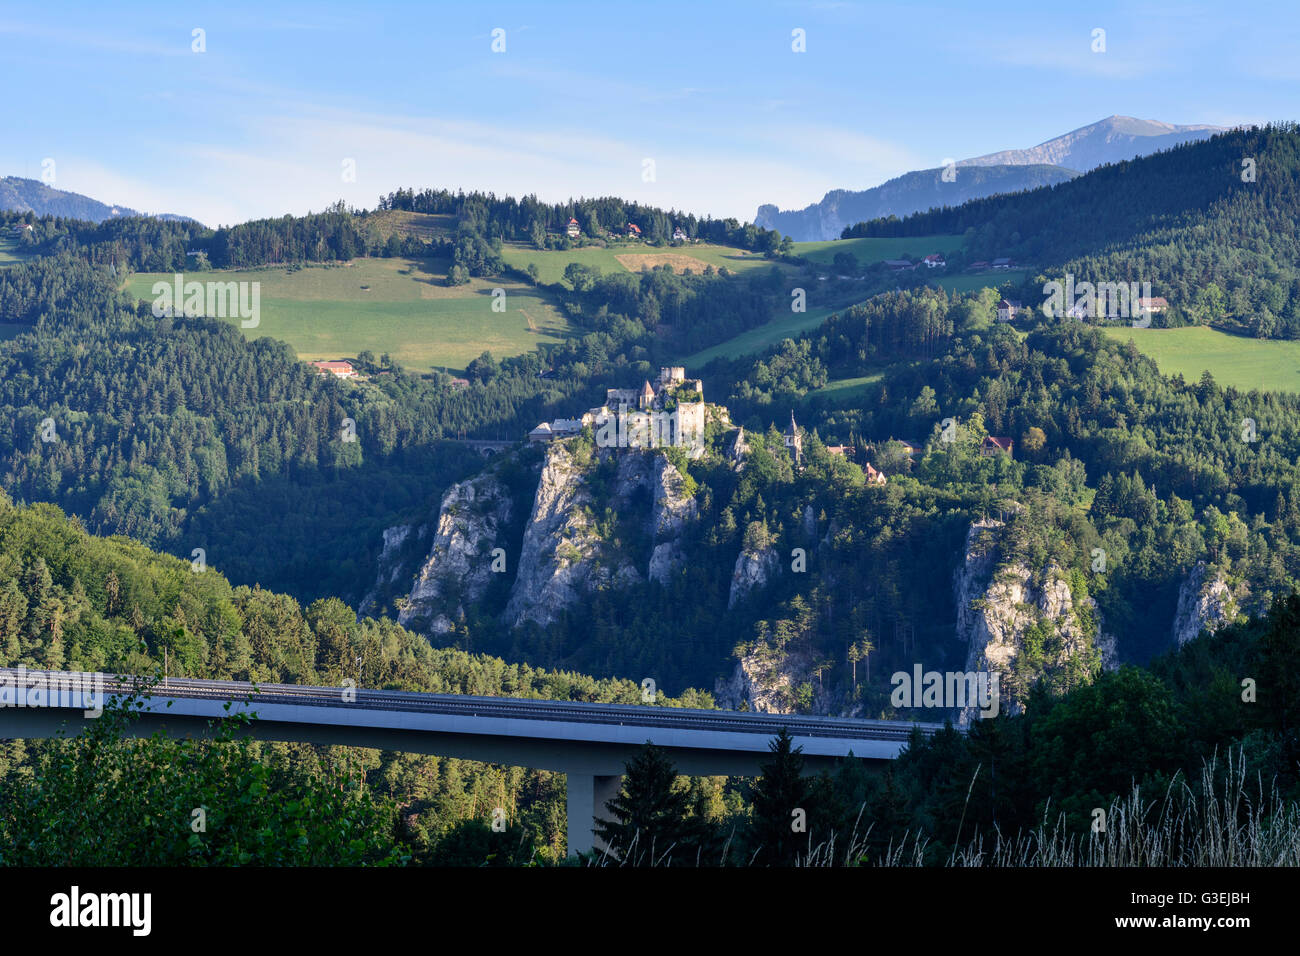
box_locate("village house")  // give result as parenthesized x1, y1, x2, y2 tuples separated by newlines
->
(825, 444, 854, 459)
(672, 226, 688, 242)
(884, 259, 916, 272)
(310, 360, 358, 379)
(864, 462, 887, 485)
(997, 299, 1023, 322)
(566, 217, 581, 239)
(992, 257, 1015, 270)
(1137, 296, 1169, 314)
(923, 254, 946, 269)
(968, 261, 990, 271)
(626, 223, 642, 239)
(448, 377, 471, 389)
(981, 435, 1014, 458)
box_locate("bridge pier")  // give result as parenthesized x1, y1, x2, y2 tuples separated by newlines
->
(566, 772, 622, 858)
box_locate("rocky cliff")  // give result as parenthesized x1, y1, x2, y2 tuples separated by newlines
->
(648, 454, 698, 585)
(1171, 561, 1243, 647)
(358, 523, 421, 618)
(714, 643, 839, 715)
(502, 444, 702, 629)
(728, 545, 779, 610)
(503, 444, 644, 629)
(953, 519, 1099, 724)
(397, 471, 513, 634)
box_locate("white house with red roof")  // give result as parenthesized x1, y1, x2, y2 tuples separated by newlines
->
(311, 360, 358, 379)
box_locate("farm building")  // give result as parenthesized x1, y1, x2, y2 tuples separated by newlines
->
(311, 360, 358, 379)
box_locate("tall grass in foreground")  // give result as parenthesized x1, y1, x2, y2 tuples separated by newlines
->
(801, 750, 1300, 867)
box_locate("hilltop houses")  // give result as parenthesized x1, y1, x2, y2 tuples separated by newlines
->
(566, 217, 581, 239)
(529, 366, 709, 454)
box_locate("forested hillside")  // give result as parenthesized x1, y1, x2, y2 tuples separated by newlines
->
(0, 190, 795, 604)
(842, 124, 1300, 338)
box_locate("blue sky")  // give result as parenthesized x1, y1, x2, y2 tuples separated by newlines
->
(1, 0, 1294, 226)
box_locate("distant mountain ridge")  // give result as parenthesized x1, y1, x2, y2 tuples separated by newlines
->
(757, 115, 1226, 240)
(756, 164, 1078, 244)
(957, 115, 1226, 172)
(0, 176, 193, 224)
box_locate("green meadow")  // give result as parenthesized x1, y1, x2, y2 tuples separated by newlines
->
(805, 373, 885, 404)
(1101, 325, 1300, 394)
(0, 235, 32, 268)
(124, 257, 573, 373)
(929, 269, 1029, 294)
(499, 241, 788, 286)
(792, 234, 965, 267)
(679, 304, 843, 367)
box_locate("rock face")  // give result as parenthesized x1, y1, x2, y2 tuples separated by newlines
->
(1171, 562, 1240, 647)
(358, 523, 418, 618)
(503, 444, 657, 629)
(715, 644, 818, 715)
(388, 442, 704, 637)
(397, 473, 512, 634)
(728, 546, 779, 610)
(953, 519, 1097, 724)
(648, 454, 697, 585)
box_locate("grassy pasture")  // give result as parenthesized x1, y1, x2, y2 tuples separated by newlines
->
(806, 373, 885, 404)
(679, 304, 842, 367)
(1101, 325, 1300, 394)
(0, 234, 33, 267)
(124, 257, 573, 373)
(792, 234, 965, 267)
(499, 241, 786, 285)
(928, 269, 1030, 294)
